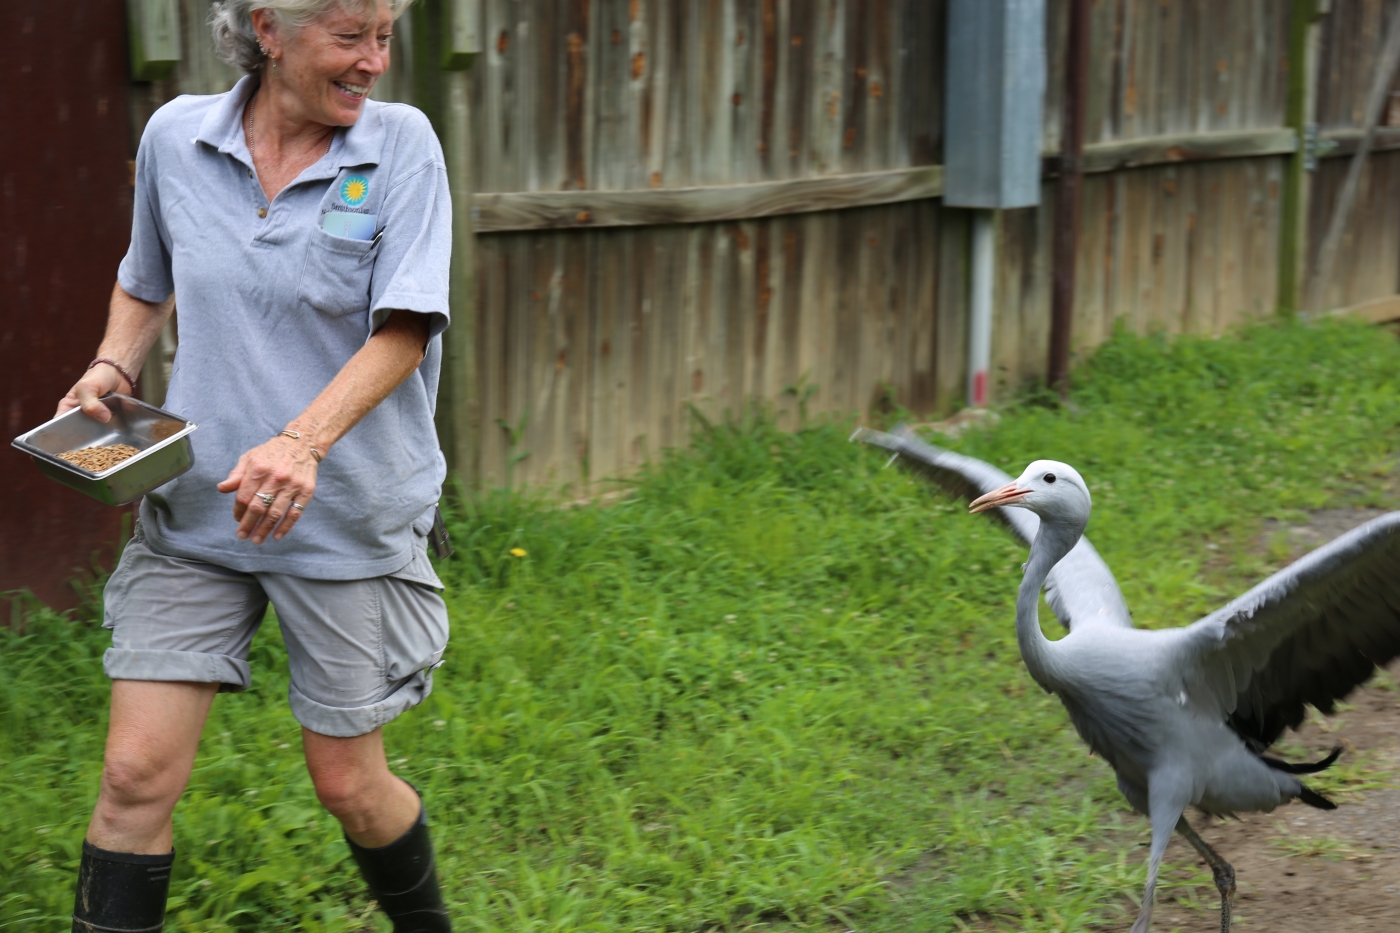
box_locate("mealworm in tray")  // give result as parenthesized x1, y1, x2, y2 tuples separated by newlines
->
(58, 443, 141, 473)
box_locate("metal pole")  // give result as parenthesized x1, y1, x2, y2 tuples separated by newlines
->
(968, 209, 995, 409)
(1048, 0, 1089, 396)
(1276, 0, 1328, 318)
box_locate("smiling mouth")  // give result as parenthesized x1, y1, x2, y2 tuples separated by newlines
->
(334, 80, 371, 100)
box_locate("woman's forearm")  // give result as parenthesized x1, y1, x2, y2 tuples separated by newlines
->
(99, 284, 175, 383)
(283, 309, 432, 456)
(57, 284, 174, 420)
(216, 309, 433, 544)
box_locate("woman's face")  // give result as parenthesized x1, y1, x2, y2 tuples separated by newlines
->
(256, 2, 393, 126)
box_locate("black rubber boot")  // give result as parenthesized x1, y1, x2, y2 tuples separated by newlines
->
(346, 802, 452, 932)
(71, 841, 174, 933)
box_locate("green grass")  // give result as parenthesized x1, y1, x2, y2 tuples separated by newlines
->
(3, 319, 1400, 932)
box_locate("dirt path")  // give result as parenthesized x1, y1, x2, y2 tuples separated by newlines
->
(1113, 507, 1400, 933)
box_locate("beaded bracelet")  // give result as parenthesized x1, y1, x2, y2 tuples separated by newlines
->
(87, 358, 139, 394)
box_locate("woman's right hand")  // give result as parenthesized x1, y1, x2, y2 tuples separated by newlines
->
(216, 434, 320, 544)
(56, 362, 132, 424)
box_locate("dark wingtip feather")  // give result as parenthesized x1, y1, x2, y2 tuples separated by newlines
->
(1297, 785, 1338, 810)
(1261, 745, 1344, 774)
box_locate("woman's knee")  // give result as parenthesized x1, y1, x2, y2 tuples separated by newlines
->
(303, 727, 391, 822)
(309, 765, 379, 822)
(97, 747, 186, 811)
(308, 761, 353, 810)
(97, 681, 215, 812)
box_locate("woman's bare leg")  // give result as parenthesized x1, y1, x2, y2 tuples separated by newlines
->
(301, 726, 421, 846)
(85, 680, 219, 854)
(304, 726, 451, 930)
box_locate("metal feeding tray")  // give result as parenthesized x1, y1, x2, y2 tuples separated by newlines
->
(11, 394, 197, 506)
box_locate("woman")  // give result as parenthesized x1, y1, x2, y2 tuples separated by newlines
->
(60, 2, 453, 930)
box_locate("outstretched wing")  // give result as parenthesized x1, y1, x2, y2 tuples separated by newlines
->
(853, 425, 1134, 632)
(1180, 513, 1400, 749)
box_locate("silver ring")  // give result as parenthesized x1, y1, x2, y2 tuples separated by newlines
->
(256, 492, 276, 508)
(290, 502, 304, 511)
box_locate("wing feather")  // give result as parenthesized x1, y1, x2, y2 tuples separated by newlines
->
(853, 426, 1134, 631)
(1180, 513, 1400, 748)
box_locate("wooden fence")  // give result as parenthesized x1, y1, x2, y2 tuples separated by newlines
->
(130, 0, 1400, 492)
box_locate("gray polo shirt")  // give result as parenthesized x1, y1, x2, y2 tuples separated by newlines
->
(119, 75, 451, 580)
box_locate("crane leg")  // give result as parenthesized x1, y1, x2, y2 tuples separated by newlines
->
(1129, 776, 1191, 933)
(1175, 817, 1236, 933)
(1128, 806, 1182, 932)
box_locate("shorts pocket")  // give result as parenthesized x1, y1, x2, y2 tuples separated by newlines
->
(298, 228, 380, 316)
(378, 576, 449, 682)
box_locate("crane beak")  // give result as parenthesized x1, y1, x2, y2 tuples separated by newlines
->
(969, 482, 1031, 513)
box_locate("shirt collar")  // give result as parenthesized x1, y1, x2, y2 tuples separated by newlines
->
(195, 73, 385, 176)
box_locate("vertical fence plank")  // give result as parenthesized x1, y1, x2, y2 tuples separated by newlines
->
(438, 66, 479, 485)
(933, 208, 967, 412)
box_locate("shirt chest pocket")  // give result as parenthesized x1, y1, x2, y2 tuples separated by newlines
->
(298, 229, 380, 316)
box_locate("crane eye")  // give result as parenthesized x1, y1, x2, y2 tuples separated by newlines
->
(1043, 473, 1057, 483)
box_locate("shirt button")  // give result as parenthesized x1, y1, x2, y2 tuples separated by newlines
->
(257, 208, 268, 218)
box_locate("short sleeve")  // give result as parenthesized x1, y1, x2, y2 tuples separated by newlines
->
(117, 127, 174, 303)
(369, 149, 452, 339)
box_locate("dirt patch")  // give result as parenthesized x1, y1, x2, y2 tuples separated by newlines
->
(1103, 506, 1400, 933)
(1259, 507, 1395, 556)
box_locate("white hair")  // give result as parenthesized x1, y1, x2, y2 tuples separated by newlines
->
(210, 0, 415, 74)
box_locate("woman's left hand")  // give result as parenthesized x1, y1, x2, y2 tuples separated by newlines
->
(217, 434, 320, 544)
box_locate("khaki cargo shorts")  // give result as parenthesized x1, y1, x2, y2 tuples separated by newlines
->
(101, 523, 449, 737)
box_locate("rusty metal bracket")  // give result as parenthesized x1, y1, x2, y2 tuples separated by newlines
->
(1302, 123, 1337, 172)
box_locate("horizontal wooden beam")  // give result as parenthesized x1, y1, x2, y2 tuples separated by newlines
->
(1330, 293, 1400, 323)
(471, 128, 1306, 233)
(1320, 126, 1400, 158)
(1075, 128, 1298, 174)
(472, 165, 943, 232)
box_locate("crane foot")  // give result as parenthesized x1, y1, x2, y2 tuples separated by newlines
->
(1175, 816, 1237, 933)
(1213, 862, 1236, 933)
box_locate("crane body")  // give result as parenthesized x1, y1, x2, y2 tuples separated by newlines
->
(855, 426, 1400, 933)
(1032, 611, 1314, 818)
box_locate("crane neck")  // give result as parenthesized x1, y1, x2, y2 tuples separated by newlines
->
(1016, 516, 1084, 687)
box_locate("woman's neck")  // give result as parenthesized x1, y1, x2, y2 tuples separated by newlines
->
(246, 76, 337, 202)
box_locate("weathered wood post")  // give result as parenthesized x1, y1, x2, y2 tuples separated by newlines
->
(126, 0, 181, 81)
(1277, 0, 1328, 318)
(433, 0, 481, 489)
(1048, 0, 1088, 397)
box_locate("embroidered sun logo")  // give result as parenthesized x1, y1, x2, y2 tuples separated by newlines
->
(340, 175, 370, 207)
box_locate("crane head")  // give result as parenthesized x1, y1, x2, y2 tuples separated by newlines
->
(968, 460, 1092, 527)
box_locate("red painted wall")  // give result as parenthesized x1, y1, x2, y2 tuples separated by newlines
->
(2, 1, 134, 609)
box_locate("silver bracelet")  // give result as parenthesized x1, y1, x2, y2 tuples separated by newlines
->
(279, 430, 323, 463)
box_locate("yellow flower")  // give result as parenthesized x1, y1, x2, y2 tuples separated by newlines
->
(510, 548, 527, 557)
